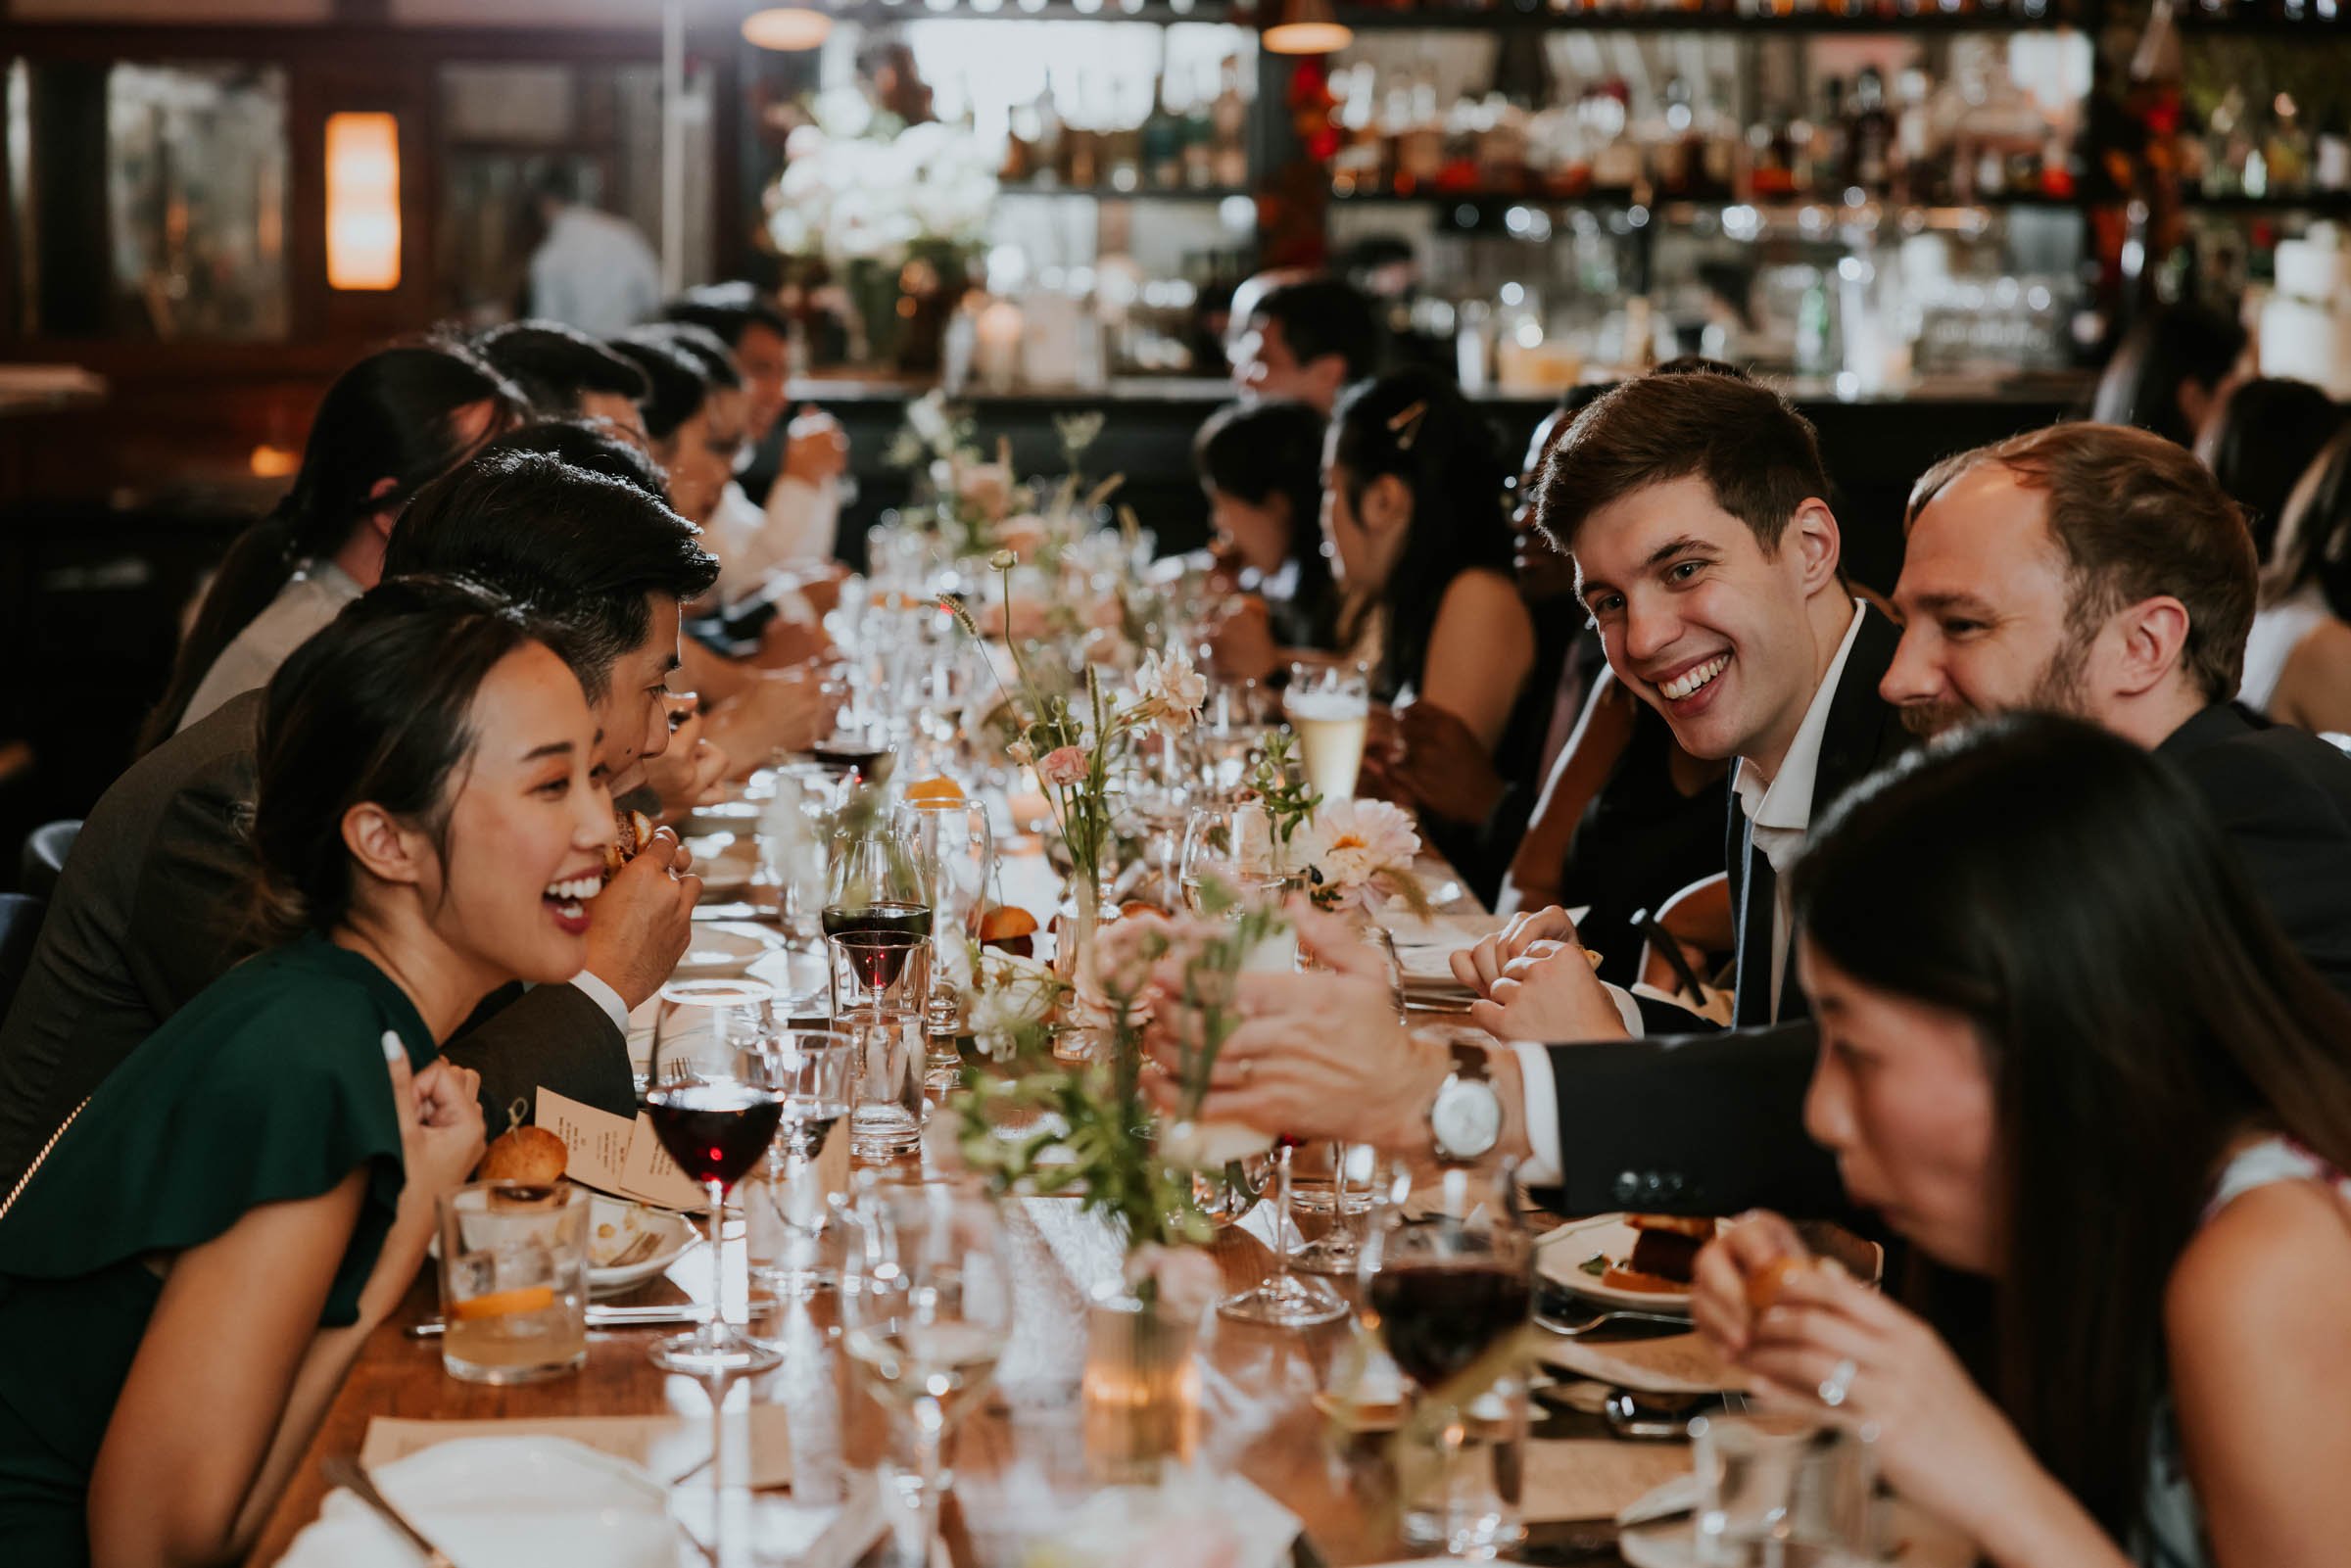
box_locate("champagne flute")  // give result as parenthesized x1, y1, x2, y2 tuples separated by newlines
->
(645, 979, 786, 1373)
(841, 1181, 1014, 1567)
(1362, 1159, 1534, 1557)
(891, 797, 993, 1086)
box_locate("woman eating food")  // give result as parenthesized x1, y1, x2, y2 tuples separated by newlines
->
(0, 576, 615, 1564)
(1691, 714, 2351, 1568)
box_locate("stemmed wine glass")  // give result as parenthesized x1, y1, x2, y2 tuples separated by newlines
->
(738, 1028, 858, 1297)
(1176, 800, 1291, 915)
(840, 1180, 1014, 1567)
(644, 979, 786, 1373)
(891, 797, 993, 1087)
(1291, 923, 1405, 1276)
(1362, 1159, 1535, 1557)
(823, 820, 934, 948)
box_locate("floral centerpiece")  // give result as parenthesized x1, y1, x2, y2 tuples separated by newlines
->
(942, 554, 1205, 991)
(889, 394, 1127, 571)
(764, 94, 996, 370)
(1248, 733, 1434, 918)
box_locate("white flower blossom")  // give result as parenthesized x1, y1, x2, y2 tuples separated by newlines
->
(1130, 645, 1206, 735)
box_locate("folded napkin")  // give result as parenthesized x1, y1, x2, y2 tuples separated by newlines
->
(362, 1404, 792, 1491)
(1523, 1439, 1695, 1524)
(1537, 1332, 1749, 1398)
(1028, 1469, 1301, 1568)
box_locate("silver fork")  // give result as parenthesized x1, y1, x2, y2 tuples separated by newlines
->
(1539, 1304, 1692, 1338)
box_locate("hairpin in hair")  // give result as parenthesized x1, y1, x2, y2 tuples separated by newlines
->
(1387, 399, 1429, 452)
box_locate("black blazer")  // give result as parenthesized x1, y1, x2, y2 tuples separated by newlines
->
(0, 691, 639, 1193)
(1539, 695, 2351, 1219)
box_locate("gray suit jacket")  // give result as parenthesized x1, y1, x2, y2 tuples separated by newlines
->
(0, 690, 638, 1192)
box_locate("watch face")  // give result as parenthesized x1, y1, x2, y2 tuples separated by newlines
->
(1432, 1078, 1502, 1161)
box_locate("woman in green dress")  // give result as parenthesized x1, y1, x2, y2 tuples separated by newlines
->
(0, 574, 618, 1565)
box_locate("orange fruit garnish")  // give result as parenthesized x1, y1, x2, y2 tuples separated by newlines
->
(449, 1285, 556, 1321)
(980, 905, 1039, 940)
(904, 777, 966, 806)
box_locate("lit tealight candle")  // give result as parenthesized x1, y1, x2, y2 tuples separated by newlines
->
(975, 300, 1025, 392)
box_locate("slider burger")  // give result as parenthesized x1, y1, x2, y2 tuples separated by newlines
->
(1601, 1213, 1718, 1295)
(603, 807, 657, 880)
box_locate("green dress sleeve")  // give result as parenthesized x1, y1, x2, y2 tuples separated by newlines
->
(0, 934, 435, 1326)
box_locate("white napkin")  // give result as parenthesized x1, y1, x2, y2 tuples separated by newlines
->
(1029, 1468, 1300, 1568)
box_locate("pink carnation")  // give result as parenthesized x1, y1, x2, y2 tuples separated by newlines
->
(1037, 745, 1088, 786)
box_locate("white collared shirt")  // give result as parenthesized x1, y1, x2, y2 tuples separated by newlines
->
(528, 205, 662, 338)
(1731, 596, 1865, 1022)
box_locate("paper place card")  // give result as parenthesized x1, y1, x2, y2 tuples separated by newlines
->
(361, 1404, 792, 1492)
(1522, 1438, 1694, 1524)
(538, 1088, 705, 1212)
(1538, 1331, 1750, 1398)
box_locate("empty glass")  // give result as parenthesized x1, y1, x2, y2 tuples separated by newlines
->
(892, 797, 993, 1082)
(829, 930, 930, 1162)
(437, 1181, 591, 1385)
(1692, 1414, 1882, 1567)
(841, 1180, 1014, 1568)
(740, 1028, 859, 1299)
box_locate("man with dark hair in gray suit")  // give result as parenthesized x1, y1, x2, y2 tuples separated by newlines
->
(0, 428, 719, 1190)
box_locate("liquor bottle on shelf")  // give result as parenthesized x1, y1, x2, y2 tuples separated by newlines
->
(2316, 99, 2351, 193)
(1143, 63, 1184, 191)
(1212, 55, 1250, 189)
(1847, 67, 1895, 197)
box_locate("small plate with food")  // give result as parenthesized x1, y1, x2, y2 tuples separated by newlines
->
(588, 1197, 697, 1297)
(1536, 1213, 1718, 1312)
(672, 921, 778, 980)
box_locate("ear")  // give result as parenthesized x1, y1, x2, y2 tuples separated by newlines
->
(363, 476, 401, 541)
(1363, 472, 1415, 537)
(340, 801, 435, 894)
(2110, 595, 2192, 697)
(1783, 499, 1844, 596)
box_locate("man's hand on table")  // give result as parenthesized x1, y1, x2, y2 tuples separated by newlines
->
(1471, 938, 1630, 1042)
(587, 829, 701, 1010)
(1451, 905, 1580, 995)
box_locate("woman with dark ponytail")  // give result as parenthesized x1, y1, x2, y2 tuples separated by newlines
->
(144, 345, 521, 749)
(1326, 367, 1541, 898)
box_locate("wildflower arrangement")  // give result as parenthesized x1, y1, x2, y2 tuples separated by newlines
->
(1246, 736, 1432, 916)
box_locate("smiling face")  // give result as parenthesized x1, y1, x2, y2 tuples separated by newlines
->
(590, 593, 684, 798)
(415, 641, 616, 986)
(1570, 474, 1838, 767)
(1884, 465, 2093, 738)
(1798, 937, 2001, 1274)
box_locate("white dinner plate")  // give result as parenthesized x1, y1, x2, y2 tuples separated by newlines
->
(1536, 1213, 1708, 1313)
(691, 862, 751, 900)
(587, 1197, 697, 1297)
(278, 1436, 692, 1568)
(670, 921, 776, 979)
(1620, 1497, 1977, 1567)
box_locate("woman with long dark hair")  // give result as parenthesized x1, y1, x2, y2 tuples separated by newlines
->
(148, 345, 521, 748)
(1193, 399, 1338, 678)
(1693, 714, 2351, 1567)
(2241, 426, 2351, 731)
(0, 577, 614, 1562)
(608, 323, 744, 531)
(1323, 368, 1538, 896)
(2089, 303, 2249, 450)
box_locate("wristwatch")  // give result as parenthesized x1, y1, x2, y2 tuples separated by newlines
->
(1426, 1040, 1503, 1164)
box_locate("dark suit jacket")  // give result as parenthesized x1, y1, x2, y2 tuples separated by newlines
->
(1549, 602, 1911, 1213)
(1542, 695, 2351, 1218)
(0, 690, 638, 1192)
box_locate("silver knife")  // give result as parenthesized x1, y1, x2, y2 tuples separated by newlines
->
(323, 1455, 456, 1567)
(404, 1303, 704, 1339)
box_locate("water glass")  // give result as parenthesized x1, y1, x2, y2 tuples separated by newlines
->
(740, 1028, 858, 1298)
(1176, 800, 1290, 915)
(892, 798, 993, 1070)
(437, 1181, 591, 1385)
(1286, 661, 1371, 804)
(1692, 1414, 1882, 1567)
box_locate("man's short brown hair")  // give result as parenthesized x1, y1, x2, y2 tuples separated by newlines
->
(1534, 370, 1832, 554)
(1906, 421, 2257, 704)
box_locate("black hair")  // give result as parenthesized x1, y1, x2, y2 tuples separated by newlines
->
(140, 345, 524, 755)
(2265, 424, 2351, 619)
(1793, 712, 2351, 1544)
(1329, 367, 1511, 694)
(1252, 278, 1381, 383)
(2090, 303, 2249, 449)
(383, 443, 718, 700)
(2197, 376, 2342, 561)
(661, 282, 792, 351)
(1193, 400, 1336, 643)
(605, 330, 715, 444)
(483, 417, 669, 501)
(251, 574, 552, 941)
(643, 322, 742, 391)
(474, 320, 649, 417)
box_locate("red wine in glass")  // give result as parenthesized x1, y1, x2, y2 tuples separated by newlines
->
(1366, 1260, 1532, 1388)
(823, 903, 931, 984)
(644, 1080, 784, 1190)
(812, 738, 890, 775)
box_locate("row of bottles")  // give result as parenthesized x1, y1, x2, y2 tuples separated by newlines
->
(2181, 89, 2351, 198)
(998, 56, 1251, 192)
(1319, 55, 2076, 207)
(1329, 0, 2069, 19)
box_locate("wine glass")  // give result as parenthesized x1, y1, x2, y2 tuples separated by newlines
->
(1176, 800, 1290, 915)
(645, 979, 786, 1374)
(841, 1180, 1014, 1567)
(892, 797, 993, 1086)
(738, 1028, 858, 1298)
(1361, 1159, 1535, 1556)
(823, 821, 934, 949)
(1291, 923, 1405, 1276)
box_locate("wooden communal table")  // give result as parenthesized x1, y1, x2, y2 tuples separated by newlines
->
(248, 823, 1664, 1566)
